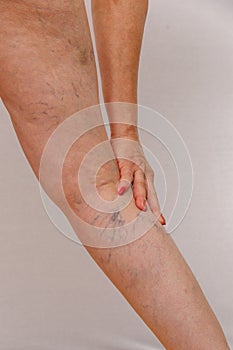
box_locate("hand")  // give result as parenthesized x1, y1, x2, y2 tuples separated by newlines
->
(110, 137, 166, 225)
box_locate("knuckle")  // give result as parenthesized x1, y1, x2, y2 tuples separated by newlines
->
(121, 169, 133, 178)
(135, 180, 145, 187)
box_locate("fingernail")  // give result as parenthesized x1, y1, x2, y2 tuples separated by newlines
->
(161, 214, 166, 225)
(118, 187, 126, 195)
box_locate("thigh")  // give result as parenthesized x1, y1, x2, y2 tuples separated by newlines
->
(0, 0, 100, 175)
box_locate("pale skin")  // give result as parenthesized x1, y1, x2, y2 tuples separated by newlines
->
(0, 1, 230, 349)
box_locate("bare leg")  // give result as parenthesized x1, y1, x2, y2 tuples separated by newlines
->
(0, 1, 229, 349)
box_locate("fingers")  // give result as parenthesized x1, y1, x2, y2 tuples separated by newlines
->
(117, 163, 166, 225)
(117, 166, 134, 195)
(133, 169, 147, 211)
(146, 178, 166, 225)
(118, 163, 147, 211)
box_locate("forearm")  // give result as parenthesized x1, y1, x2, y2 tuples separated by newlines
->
(91, 0, 148, 138)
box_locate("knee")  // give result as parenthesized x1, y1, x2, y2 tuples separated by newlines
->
(61, 158, 120, 214)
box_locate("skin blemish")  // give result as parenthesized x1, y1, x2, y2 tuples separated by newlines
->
(78, 47, 88, 65)
(71, 82, 80, 98)
(67, 38, 80, 50)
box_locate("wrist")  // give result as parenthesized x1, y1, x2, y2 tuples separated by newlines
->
(110, 124, 139, 141)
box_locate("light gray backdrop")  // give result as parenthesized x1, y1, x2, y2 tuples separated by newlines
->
(0, 0, 232, 348)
